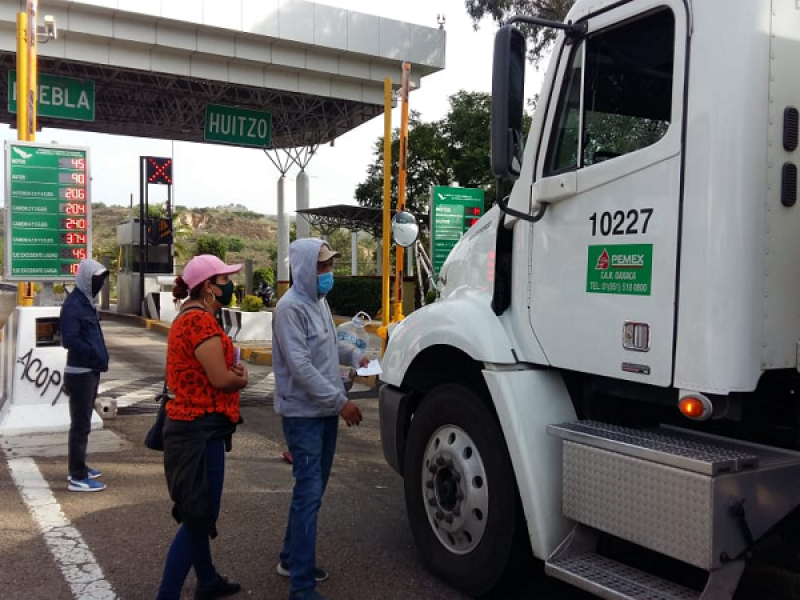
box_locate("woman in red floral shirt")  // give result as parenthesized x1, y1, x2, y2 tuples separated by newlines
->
(156, 254, 249, 600)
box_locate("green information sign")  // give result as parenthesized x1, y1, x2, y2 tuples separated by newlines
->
(5, 142, 91, 281)
(430, 186, 485, 273)
(587, 244, 653, 296)
(8, 71, 95, 122)
(204, 104, 272, 148)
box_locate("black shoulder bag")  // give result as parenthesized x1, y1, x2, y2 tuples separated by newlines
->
(144, 382, 170, 451)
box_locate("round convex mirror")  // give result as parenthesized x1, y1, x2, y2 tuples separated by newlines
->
(391, 211, 419, 248)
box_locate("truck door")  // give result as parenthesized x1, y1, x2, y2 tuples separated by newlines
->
(529, 1, 687, 386)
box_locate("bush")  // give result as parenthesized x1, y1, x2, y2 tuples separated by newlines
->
(326, 277, 382, 317)
(239, 294, 264, 312)
(227, 236, 245, 252)
(253, 266, 275, 288)
(195, 235, 227, 261)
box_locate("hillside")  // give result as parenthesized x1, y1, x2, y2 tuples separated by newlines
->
(90, 204, 281, 269)
(0, 204, 376, 279)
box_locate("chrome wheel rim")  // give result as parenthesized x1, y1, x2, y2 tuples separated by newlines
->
(421, 425, 489, 555)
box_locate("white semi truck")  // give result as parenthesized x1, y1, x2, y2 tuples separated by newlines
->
(378, 0, 800, 598)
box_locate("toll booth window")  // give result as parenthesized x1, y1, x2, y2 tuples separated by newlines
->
(36, 318, 61, 347)
(545, 8, 675, 175)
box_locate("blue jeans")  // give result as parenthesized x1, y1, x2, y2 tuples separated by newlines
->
(156, 438, 225, 600)
(65, 371, 100, 480)
(280, 416, 338, 593)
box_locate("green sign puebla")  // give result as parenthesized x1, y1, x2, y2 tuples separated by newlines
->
(8, 71, 95, 122)
(587, 244, 653, 296)
(204, 104, 272, 148)
(430, 186, 485, 273)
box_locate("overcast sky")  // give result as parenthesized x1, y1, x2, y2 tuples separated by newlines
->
(1, 1, 545, 216)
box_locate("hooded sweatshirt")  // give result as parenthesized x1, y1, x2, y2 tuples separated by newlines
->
(272, 238, 362, 418)
(60, 259, 110, 373)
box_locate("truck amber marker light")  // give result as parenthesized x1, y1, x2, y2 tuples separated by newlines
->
(678, 394, 712, 420)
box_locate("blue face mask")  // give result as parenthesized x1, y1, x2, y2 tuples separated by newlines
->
(317, 272, 334, 295)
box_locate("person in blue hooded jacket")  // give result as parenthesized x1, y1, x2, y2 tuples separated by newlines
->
(60, 259, 110, 492)
(272, 238, 369, 600)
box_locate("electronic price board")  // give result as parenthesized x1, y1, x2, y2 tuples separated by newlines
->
(430, 186, 485, 273)
(4, 142, 91, 280)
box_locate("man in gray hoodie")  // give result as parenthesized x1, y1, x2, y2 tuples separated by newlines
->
(272, 238, 368, 600)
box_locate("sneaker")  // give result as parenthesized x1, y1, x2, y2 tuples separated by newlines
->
(277, 561, 329, 582)
(288, 589, 327, 600)
(66, 468, 102, 481)
(194, 574, 241, 599)
(68, 478, 106, 492)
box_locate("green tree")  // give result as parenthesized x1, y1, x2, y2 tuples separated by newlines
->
(253, 266, 275, 288)
(227, 236, 245, 253)
(465, 0, 575, 65)
(195, 235, 227, 261)
(355, 112, 450, 214)
(444, 91, 494, 205)
(147, 204, 166, 218)
(356, 92, 532, 212)
(171, 214, 193, 261)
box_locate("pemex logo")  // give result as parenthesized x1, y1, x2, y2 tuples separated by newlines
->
(595, 248, 610, 270)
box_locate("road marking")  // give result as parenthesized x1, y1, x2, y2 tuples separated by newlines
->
(6, 457, 117, 599)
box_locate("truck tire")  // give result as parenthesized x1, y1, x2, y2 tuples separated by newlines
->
(403, 383, 524, 597)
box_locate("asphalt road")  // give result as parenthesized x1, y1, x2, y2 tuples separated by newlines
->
(1, 318, 799, 600)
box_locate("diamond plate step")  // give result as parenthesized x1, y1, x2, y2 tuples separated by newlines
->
(546, 553, 700, 600)
(546, 420, 800, 476)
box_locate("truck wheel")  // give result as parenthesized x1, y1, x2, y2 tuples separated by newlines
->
(404, 383, 523, 597)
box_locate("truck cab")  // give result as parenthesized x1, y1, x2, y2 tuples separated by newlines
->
(379, 0, 800, 598)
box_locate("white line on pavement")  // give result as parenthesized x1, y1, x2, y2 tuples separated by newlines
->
(6, 457, 117, 599)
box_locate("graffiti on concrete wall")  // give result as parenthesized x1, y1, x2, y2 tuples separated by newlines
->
(16, 348, 66, 406)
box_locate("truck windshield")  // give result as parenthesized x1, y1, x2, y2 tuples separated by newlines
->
(545, 8, 675, 174)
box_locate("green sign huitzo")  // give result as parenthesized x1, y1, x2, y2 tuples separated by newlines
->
(5, 142, 92, 281)
(430, 185, 485, 273)
(587, 244, 653, 296)
(204, 104, 272, 148)
(8, 71, 95, 122)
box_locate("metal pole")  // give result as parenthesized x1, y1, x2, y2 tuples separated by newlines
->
(15, 5, 36, 306)
(15, 12, 28, 142)
(139, 158, 145, 315)
(351, 231, 358, 276)
(380, 78, 392, 341)
(276, 175, 290, 297)
(296, 170, 310, 239)
(244, 259, 253, 296)
(26, 0, 37, 139)
(393, 63, 411, 322)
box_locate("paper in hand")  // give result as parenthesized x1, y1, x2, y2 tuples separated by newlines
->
(356, 359, 382, 377)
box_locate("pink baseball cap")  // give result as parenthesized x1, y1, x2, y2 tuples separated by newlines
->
(182, 254, 242, 290)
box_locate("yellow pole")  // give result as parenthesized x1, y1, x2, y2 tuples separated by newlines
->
(27, 0, 38, 139)
(378, 78, 393, 352)
(393, 62, 411, 322)
(16, 12, 28, 142)
(15, 10, 34, 306)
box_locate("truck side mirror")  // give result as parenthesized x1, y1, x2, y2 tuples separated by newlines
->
(391, 211, 419, 248)
(491, 25, 527, 181)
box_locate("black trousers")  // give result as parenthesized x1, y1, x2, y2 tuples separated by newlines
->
(65, 371, 101, 480)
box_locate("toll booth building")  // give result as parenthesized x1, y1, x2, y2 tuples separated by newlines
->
(0, 0, 444, 316)
(0, 1, 444, 147)
(116, 218, 172, 315)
